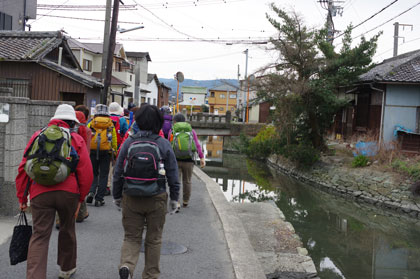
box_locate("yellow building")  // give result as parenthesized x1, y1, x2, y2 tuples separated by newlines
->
(205, 136, 223, 159)
(208, 84, 237, 115)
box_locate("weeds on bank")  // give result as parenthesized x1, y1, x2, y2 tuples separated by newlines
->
(391, 158, 420, 181)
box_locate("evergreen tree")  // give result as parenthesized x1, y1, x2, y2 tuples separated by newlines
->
(256, 4, 380, 150)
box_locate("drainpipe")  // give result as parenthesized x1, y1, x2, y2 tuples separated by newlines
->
(369, 83, 385, 146)
(58, 47, 63, 66)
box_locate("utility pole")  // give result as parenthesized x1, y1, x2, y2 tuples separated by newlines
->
(101, 0, 120, 105)
(22, 0, 27, 31)
(393, 22, 413, 57)
(327, 0, 334, 43)
(101, 0, 112, 104)
(243, 49, 248, 123)
(318, 0, 343, 44)
(236, 64, 240, 121)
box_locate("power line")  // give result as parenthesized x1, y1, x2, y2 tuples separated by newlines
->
(35, 14, 143, 25)
(334, 0, 399, 39)
(335, 1, 420, 46)
(351, 1, 420, 40)
(374, 36, 420, 58)
(37, 4, 137, 11)
(131, 0, 222, 44)
(31, 0, 71, 24)
(153, 51, 243, 63)
(36, 0, 245, 11)
(73, 36, 270, 44)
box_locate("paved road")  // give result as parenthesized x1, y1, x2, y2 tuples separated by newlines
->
(0, 175, 235, 279)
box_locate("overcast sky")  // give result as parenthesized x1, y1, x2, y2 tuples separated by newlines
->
(27, 0, 420, 80)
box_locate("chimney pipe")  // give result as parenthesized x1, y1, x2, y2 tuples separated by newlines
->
(58, 47, 63, 66)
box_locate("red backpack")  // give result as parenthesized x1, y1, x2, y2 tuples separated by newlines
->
(110, 115, 122, 147)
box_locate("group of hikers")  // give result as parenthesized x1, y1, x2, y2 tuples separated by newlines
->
(15, 101, 206, 279)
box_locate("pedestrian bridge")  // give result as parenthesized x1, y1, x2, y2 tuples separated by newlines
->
(186, 112, 266, 136)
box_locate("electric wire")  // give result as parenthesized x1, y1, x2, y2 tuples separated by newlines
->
(35, 14, 143, 25)
(374, 36, 420, 59)
(334, 0, 399, 39)
(152, 51, 243, 63)
(36, 0, 246, 11)
(335, 1, 420, 46)
(131, 0, 224, 44)
(30, 0, 71, 24)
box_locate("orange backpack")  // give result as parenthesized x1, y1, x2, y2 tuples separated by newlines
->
(90, 116, 113, 151)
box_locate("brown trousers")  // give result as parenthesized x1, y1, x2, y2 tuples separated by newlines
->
(120, 192, 168, 279)
(27, 191, 79, 279)
(177, 161, 194, 204)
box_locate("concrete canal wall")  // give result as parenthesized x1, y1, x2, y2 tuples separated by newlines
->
(267, 155, 420, 221)
(194, 167, 318, 279)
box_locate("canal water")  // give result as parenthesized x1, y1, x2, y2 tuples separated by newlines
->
(198, 136, 420, 279)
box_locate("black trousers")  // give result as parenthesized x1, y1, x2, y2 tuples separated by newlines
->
(89, 151, 111, 201)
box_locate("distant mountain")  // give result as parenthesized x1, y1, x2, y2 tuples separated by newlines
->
(159, 78, 239, 101)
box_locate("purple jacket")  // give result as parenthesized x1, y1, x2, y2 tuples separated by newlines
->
(162, 115, 172, 139)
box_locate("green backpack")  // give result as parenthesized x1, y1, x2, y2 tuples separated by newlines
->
(172, 122, 197, 160)
(24, 125, 78, 186)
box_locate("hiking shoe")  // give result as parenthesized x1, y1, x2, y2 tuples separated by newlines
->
(105, 187, 111, 196)
(58, 267, 76, 279)
(183, 202, 189, 208)
(85, 192, 94, 204)
(94, 200, 105, 207)
(76, 212, 89, 223)
(119, 266, 130, 279)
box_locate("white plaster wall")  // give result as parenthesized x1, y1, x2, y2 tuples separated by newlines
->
(249, 104, 260, 123)
(145, 79, 158, 106)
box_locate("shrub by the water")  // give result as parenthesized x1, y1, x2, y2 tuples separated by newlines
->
(246, 125, 277, 160)
(282, 143, 320, 169)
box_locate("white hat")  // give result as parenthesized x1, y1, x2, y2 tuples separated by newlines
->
(109, 102, 123, 116)
(51, 104, 80, 123)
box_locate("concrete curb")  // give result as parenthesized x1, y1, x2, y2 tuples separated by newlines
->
(193, 167, 267, 279)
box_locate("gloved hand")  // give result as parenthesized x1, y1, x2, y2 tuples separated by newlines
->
(200, 158, 206, 168)
(114, 198, 122, 210)
(169, 200, 178, 214)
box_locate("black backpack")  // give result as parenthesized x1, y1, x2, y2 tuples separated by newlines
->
(123, 134, 166, 196)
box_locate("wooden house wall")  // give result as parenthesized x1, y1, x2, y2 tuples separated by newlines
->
(0, 61, 89, 101)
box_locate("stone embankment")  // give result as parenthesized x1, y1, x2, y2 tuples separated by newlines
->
(267, 154, 420, 220)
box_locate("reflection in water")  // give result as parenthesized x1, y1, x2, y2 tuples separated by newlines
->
(200, 136, 420, 279)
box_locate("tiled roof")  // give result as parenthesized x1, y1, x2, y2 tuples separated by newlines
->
(209, 84, 238, 92)
(0, 31, 102, 88)
(68, 39, 123, 56)
(41, 60, 103, 88)
(0, 31, 63, 61)
(360, 49, 420, 83)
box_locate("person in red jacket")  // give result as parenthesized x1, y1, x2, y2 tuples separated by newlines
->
(15, 104, 93, 279)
